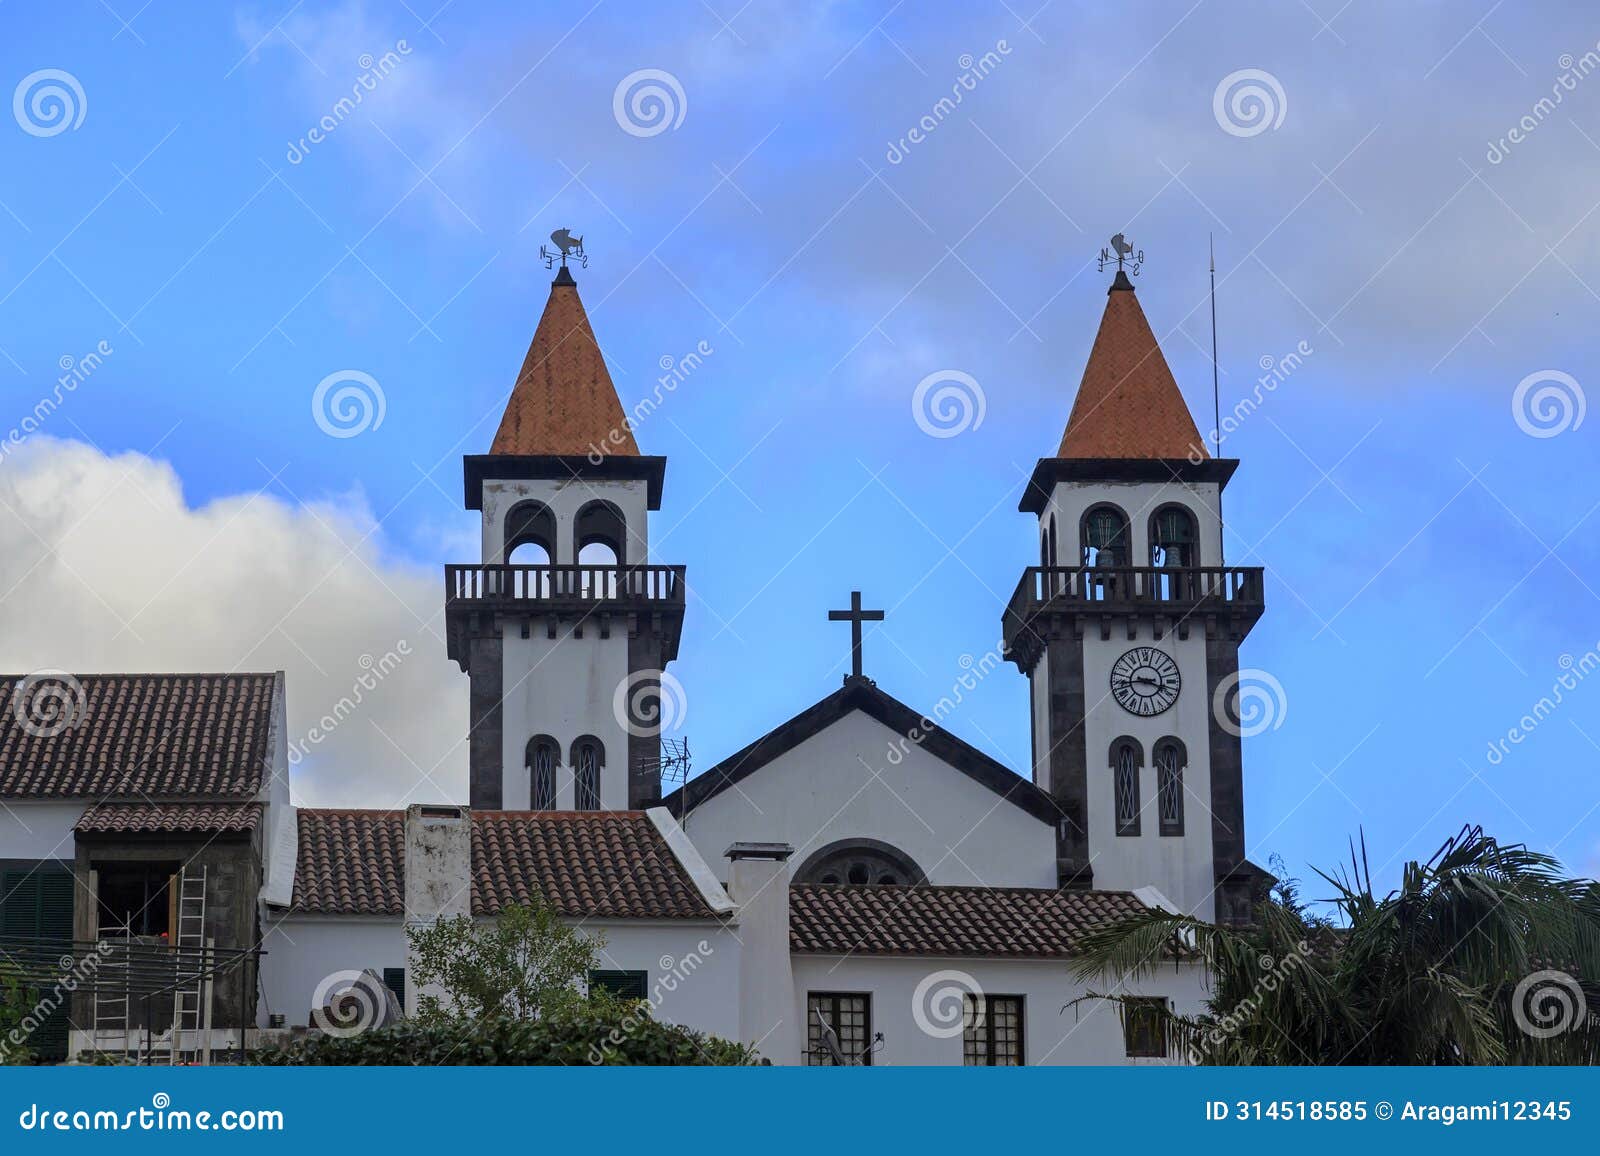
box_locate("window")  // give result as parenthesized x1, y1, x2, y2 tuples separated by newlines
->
(589, 970, 649, 1000)
(1155, 737, 1185, 836)
(1149, 504, 1198, 568)
(1112, 738, 1142, 836)
(1123, 996, 1169, 1058)
(381, 967, 406, 1010)
(964, 994, 1024, 1065)
(526, 735, 559, 810)
(1081, 505, 1130, 568)
(572, 737, 603, 810)
(95, 861, 179, 937)
(807, 992, 872, 1065)
(504, 501, 556, 563)
(794, 839, 926, 887)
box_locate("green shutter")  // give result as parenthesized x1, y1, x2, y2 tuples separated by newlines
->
(381, 967, 406, 1010)
(1, 866, 75, 1060)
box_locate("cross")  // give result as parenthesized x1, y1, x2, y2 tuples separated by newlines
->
(828, 591, 884, 680)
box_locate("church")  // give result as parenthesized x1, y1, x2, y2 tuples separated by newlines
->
(0, 246, 1271, 1065)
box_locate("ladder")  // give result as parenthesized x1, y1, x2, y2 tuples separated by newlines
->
(168, 865, 207, 1064)
(91, 920, 135, 1060)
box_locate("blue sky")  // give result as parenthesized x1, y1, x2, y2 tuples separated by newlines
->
(1, 1, 1598, 893)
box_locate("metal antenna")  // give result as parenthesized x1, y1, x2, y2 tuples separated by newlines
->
(1210, 233, 1224, 565)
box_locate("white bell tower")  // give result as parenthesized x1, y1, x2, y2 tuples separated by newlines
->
(445, 260, 684, 813)
(1002, 264, 1265, 925)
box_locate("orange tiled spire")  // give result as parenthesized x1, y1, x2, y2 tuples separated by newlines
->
(489, 268, 639, 457)
(1056, 271, 1207, 460)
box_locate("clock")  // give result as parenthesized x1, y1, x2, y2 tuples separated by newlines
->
(1110, 647, 1181, 717)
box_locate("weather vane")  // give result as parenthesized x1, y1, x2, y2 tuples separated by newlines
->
(1098, 232, 1143, 277)
(541, 227, 588, 270)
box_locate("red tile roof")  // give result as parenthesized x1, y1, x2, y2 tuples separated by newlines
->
(0, 673, 277, 799)
(74, 801, 264, 834)
(288, 809, 722, 919)
(489, 272, 640, 458)
(788, 884, 1149, 957)
(1056, 278, 1208, 460)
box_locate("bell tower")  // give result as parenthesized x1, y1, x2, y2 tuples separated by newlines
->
(1001, 259, 1265, 925)
(445, 254, 685, 813)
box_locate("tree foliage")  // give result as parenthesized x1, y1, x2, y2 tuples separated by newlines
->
(405, 899, 603, 1023)
(1072, 825, 1600, 1064)
(0, 963, 37, 1065)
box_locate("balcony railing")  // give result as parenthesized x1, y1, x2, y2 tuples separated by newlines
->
(1006, 565, 1265, 620)
(445, 563, 686, 605)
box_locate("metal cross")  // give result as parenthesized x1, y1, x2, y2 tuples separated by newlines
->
(828, 591, 884, 680)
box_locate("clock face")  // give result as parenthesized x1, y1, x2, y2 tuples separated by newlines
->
(1110, 647, 1181, 717)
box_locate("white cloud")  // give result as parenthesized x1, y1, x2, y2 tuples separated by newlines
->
(0, 438, 467, 808)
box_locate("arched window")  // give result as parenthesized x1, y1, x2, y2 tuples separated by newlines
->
(574, 500, 625, 595)
(1048, 514, 1059, 567)
(504, 501, 556, 564)
(1081, 505, 1130, 568)
(526, 735, 559, 810)
(1154, 737, 1186, 836)
(1110, 737, 1143, 836)
(794, 839, 927, 887)
(571, 736, 604, 811)
(1150, 505, 1198, 568)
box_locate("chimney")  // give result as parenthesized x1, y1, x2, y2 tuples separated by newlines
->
(726, 842, 797, 1064)
(404, 804, 472, 925)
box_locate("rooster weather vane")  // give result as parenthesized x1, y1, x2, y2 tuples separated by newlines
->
(1098, 232, 1143, 277)
(542, 227, 588, 270)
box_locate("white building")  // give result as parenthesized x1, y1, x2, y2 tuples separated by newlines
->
(0, 255, 1268, 1065)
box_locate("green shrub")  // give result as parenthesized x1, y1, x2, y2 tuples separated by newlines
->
(253, 995, 760, 1066)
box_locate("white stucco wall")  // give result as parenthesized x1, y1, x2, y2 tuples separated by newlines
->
(679, 709, 1057, 889)
(259, 916, 410, 1028)
(1080, 623, 1216, 921)
(499, 624, 631, 810)
(1040, 478, 1223, 569)
(480, 477, 650, 565)
(789, 954, 1211, 1066)
(0, 801, 86, 862)
(258, 914, 744, 1042)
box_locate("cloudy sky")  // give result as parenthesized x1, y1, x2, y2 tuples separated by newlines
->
(1, 1, 1597, 890)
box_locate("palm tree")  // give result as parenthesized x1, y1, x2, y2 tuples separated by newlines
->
(1072, 825, 1600, 1064)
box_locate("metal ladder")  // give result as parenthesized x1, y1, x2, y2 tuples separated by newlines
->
(168, 865, 207, 1064)
(91, 920, 135, 1060)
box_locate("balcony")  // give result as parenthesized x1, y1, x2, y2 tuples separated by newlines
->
(445, 563, 686, 606)
(1003, 565, 1265, 664)
(444, 564, 687, 666)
